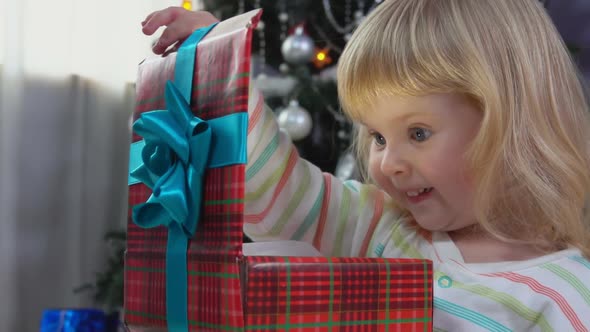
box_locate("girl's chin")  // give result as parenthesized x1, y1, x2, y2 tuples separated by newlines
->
(410, 215, 452, 232)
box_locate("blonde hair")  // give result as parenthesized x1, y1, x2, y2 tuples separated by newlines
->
(337, 0, 590, 258)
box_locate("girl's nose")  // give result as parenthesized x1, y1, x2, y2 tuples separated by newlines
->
(380, 146, 411, 178)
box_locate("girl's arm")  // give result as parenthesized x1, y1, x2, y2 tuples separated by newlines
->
(245, 88, 405, 257)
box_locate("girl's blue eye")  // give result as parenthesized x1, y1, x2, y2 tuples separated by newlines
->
(409, 127, 432, 142)
(371, 132, 386, 147)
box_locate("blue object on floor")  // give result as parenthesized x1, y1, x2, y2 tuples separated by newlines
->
(40, 309, 106, 332)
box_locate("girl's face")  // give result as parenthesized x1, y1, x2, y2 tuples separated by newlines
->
(363, 93, 483, 232)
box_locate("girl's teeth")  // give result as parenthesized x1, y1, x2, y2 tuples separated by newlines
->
(406, 188, 432, 197)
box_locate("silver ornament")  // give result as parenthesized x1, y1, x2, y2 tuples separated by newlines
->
(281, 27, 315, 65)
(277, 100, 313, 141)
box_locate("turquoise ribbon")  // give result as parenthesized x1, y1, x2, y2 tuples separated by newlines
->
(128, 23, 247, 332)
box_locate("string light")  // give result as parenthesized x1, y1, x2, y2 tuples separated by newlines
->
(344, 0, 352, 28)
(254, 0, 266, 75)
(182, 0, 192, 11)
(313, 47, 332, 69)
(322, 0, 356, 34)
(278, 0, 288, 41)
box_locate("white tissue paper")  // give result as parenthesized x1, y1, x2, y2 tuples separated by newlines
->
(242, 241, 322, 257)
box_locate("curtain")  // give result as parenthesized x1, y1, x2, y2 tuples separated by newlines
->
(0, 0, 188, 330)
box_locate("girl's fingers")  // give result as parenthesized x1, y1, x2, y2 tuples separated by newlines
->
(142, 8, 220, 55)
(188, 11, 220, 27)
(141, 11, 157, 26)
(142, 6, 186, 36)
(152, 22, 187, 54)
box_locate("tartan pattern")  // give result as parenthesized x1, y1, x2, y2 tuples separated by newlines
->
(241, 256, 432, 332)
(125, 10, 433, 331)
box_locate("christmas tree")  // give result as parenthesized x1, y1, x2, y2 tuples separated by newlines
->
(200, 0, 577, 179)
(203, 0, 381, 177)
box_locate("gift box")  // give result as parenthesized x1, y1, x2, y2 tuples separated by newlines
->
(124, 10, 433, 332)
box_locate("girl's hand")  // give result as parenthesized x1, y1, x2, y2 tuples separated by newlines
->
(141, 7, 219, 55)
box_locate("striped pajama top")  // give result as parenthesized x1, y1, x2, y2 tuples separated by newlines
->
(243, 88, 590, 331)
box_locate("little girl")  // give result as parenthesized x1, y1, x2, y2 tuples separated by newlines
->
(141, 0, 590, 330)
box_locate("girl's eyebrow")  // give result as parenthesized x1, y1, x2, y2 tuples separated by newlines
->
(361, 110, 432, 128)
(394, 111, 430, 122)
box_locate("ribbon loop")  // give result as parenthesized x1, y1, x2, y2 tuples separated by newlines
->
(131, 79, 210, 237)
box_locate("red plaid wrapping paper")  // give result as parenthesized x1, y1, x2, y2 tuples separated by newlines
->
(125, 9, 433, 332)
(241, 256, 432, 331)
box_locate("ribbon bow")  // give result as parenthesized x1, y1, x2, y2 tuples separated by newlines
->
(130, 80, 209, 238)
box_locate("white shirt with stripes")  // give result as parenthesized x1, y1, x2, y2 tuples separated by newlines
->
(243, 88, 590, 331)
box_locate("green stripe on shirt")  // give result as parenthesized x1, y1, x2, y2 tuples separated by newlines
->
(246, 130, 279, 181)
(391, 225, 423, 259)
(245, 144, 293, 202)
(434, 297, 512, 332)
(291, 176, 325, 240)
(542, 263, 590, 307)
(273, 164, 314, 238)
(331, 187, 351, 256)
(434, 272, 553, 331)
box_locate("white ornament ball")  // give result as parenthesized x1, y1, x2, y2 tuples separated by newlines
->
(278, 12, 289, 23)
(354, 10, 365, 25)
(277, 100, 313, 141)
(279, 63, 290, 74)
(281, 27, 315, 65)
(337, 130, 348, 140)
